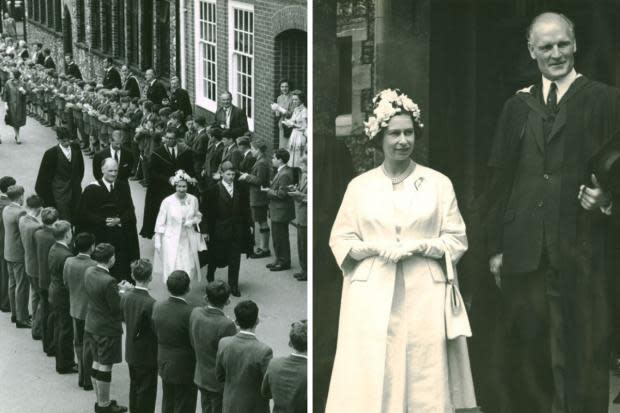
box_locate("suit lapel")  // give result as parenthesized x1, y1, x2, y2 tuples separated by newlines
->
(547, 77, 589, 144)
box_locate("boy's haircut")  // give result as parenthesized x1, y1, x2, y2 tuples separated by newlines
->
(25, 194, 42, 209)
(6, 185, 24, 201)
(131, 259, 153, 283)
(92, 243, 115, 264)
(40, 207, 59, 225)
(289, 320, 308, 353)
(166, 270, 190, 296)
(234, 300, 259, 329)
(0, 176, 16, 193)
(275, 148, 290, 164)
(51, 220, 72, 241)
(205, 280, 231, 307)
(74, 232, 95, 253)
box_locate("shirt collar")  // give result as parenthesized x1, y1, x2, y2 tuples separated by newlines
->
(0, 194, 7, 199)
(77, 253, 90, 258)
(222, 180, 234, 191)
(277, 164, 286, 172)
(102, 179, 115, 191)
(57, 241, 70, 248)
(243, 149, 251, 157)
(134, 286, 149, 292)
(96, 264, 110, 272)
(291, 353, 308, 359)
(59, 144, 71, 154)
(170, 296, 187, 303)
(239, 330, 256, 337)
(542, 69, 580, 103)
(207, 305, 225, 314)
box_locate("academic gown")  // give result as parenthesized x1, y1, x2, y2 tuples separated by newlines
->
(485, 76, 620, 413)
(77, 179, 140, 282)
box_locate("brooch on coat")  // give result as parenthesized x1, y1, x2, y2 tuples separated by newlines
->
(414, 177, 425, 191)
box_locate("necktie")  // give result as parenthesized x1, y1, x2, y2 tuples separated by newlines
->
(171, 148, 176, 160)
(114, 150, 119, 163)
(110, 182, 114, 192)
(547, 82, 558, 113)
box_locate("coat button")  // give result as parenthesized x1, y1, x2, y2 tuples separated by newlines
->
(538, 201, 544, 207)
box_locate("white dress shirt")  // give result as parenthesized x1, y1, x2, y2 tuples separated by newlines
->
(222, 180, 234, 197)
(59, 144, 71, 162)
(542, 69, 580, 103)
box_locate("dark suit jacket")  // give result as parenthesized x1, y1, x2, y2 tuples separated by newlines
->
(44, 56, 56, 70)
(170, 87, 192, 118)
(66, 62, 82, 80)
(212, 105, 248, 139)
(124, 76, 141, 99)
(203, 141, 225, 178)
(261, 355, 307, 413)
(190, 129, 210, 174)
(103, 67, 122, 90)
(152, 297, 195, 384)
(268, 166, 296, 223)
(204, 182, 252, 249)
(220, 143, 242, 171)
(294, 173, 307, 227)
(189, 306, 237, 391)
(2, 203, 26, 262)
(0, 196, 10, 257)
(84, 265, 123, 336)
(48, 242, 74, 309)
(35, 51, 45, 66)
(239, 151, 256, 174)
(244, 155, 271, 207)
(93, 146, 134, 181)
(35, 144, 84, 209)
(19, 214, 42, 277)
(121, 287, 157, 367)
(34, 226, 56, 290)
(146, 79, 168, 106)
(63, 254, 97, 320)
(216, 332, 273, 413)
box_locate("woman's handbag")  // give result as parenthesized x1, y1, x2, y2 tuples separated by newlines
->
(442, 249, 472, 340)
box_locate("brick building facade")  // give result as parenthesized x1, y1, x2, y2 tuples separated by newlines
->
(25, 0, 307, 147)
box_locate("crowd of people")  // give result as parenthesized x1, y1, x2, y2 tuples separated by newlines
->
(0, 37, 308, 413)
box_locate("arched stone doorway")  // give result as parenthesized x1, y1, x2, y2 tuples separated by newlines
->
(62, 5, 72, 56)
(274, 29, 307, 96)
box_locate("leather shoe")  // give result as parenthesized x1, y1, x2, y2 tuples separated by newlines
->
(270, 264, 291, 272)
(0, 307, 10, 313)
(32, 335, 42, 340)
(57, 364, 78, 374)
(266, 262, 277, 269)
(16, 320, 32, 328)
(95, 402, 127, 413)
(231, 288, 241, 297)
(11, 316, 16, 323)
(82, 384, 94, 391)
(251, 249, 271, 259)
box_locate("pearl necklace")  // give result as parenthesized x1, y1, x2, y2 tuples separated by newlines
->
(382, 161, 415, 185)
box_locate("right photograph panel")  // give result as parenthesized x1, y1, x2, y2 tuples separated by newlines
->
(313, 1, 620, 412)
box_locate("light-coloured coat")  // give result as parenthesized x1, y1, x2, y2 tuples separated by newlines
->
(327, 165, 477, 412)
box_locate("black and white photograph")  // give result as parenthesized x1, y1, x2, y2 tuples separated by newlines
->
(314, 1, 620, 412)
(0, 0, 308, 412)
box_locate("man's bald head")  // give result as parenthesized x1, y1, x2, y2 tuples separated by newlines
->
(101, 158, 119, 183)
(526, 12, 577, 81)
(527, 12, 575, 44)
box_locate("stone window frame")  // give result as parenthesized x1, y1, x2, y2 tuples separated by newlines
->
(195, 0, 218, 113)
(228, 0, 255, 131)
(76, 0, 86, 43)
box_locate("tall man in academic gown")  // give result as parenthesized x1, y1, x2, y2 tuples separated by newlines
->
(485, 12, 620, 413)
(169, 76, 192, 119)
(121, 65, 141, 99)
(35, 127, 84, 222)
(78, 159, 140, 283)
(102, 57, 122, 90)
(93, 130, 134, 182)
(144, 69, 168, 106)
(140, 126, 195, 239)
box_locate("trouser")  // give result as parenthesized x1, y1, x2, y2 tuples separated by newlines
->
(271, 221, 291, 267)
(142, 156, 151, 184)
(500, 257, 566, 413)
(40, 288, 56, 355)
(129, 364, 158, 413)
(73, 318, 92, 387)
(7, 261, 29, 322)
(199, 387, 223, 413)
(297, 225, 307, 274)
(131, 142, 140, 175)
(207, 245, 241, 290)
(0, 254, 10, 311)
(162, 381, 197, 413)
(28, 275, 42, 338)
(52, 304, 75, 372)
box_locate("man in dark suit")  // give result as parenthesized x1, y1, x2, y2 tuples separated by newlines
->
(121, 65, 141, 99)
(216, 300, 273, 413)
(3, 185, 28, 327)
(34, 43, 45, 66)
(190, 280, 237, 413)
(201, 129, 225, 191)
(121, 259, 158, 413)
(43, 48, 56, 70)
(34, 207, 60, 355)
(170, 76, 192, 118)
(64, 54, 82, 80)
(209, 91, 248, 140)
(261, 320, 307, 412)
(84, 243, 129, 413)
(18, 195, 43, 339)
(266, 149, 295, 271)
(48, 220, 77, 374)
(93, 130, 134, 182)
(218, 136, 242, 172)
(239, 137, 272, 259)
(141, 126, 195, 238)
(35, 127, 85, 222)
(152, 270, 197, 413)
(237, 136, 256, 174)
(103, 57, 122, 90)
(145, 69, 168, 106)
(189, 116, 210, 176)
(0, 175, 16, 313)
(289, 156, 307, 281)
(485, 12, 620, 412)
(64, 232, 96, 390)
(79, 159, 140, 283)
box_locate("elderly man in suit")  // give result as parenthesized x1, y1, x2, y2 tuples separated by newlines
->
(190, 280, 237, 413)
(170, 76, 192, 118)
(216, 300, 273, 413)
(34, 207, 60, 355)
(64, 54, 82, 80)
(120, 259, 158, 413)
(201, 129, 225, 190)
(64, 232, 96, 390)
(289, 156, 307, 281)
(93, 130, 134, 182)
(35, 127, 85, 222)
(218, 135, 242, 172)
(239, 137, 272, 259)
(18, 194, 43, 339)
(3, 185, 29, 328)
(121, 65, 141, 99)
(265, 149, 295, 272)
(237, 136, 256, 174)
(43, 48, 56, 70)
(48, 220, 77, 374)
(152, 270, 197, 413)
(0, 175, 16, 312)
(261, 320, 307, 412)
(84, 243, 129, 413)
(209, 91, 248, 140)
(145, 69, 167, 106)
(103, 57, 122, 90)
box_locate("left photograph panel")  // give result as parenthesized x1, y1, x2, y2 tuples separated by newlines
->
(0, 0, 308, 412)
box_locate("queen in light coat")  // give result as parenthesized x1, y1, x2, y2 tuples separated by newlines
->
(326, 89, 478, 413)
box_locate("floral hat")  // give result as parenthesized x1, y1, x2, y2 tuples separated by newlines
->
(364, 88, 423, 140)
(169, 169, 198, 186)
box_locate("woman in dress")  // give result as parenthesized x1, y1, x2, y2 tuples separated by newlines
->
(327, 89, 478, 412)
(283, 90, 307, 169)
(272, 79, 294, 149)
(153, 170, 205, 281)
(3, 69, 27, 144)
